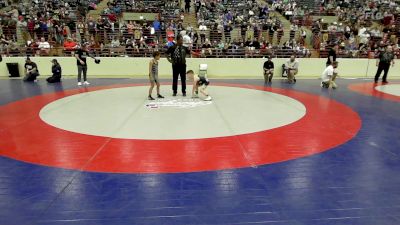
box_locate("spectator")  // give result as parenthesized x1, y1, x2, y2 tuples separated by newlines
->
(290, 23, 298, 40)
(77, 20, 86, 38)
(7, 6, 19, 22)
(125, 38, 139, 56)
(182, 31, 192, 48)
(37, 37, 51, 55)
(153, 18, 161, 42)
(110, 37, 121, 48)
(64, 37, 78, 51)
(185, 0, 191, 13)
(199, 23, 207, 44)
(186, 23, 193, 33)
(124, 21, 132, 35)
(201, 39, 212, 56)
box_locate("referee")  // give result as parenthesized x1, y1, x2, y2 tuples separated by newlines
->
(166, 35, 190, 96)
(374, 45, 395, 84)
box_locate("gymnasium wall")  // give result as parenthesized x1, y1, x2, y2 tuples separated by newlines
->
(0, 57, 399, 78)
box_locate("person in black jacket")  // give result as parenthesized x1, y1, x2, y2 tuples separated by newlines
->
(47, 59, 62, 83)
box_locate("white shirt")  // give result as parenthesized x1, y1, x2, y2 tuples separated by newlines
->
(286, 59, 299, 70)
(321, 65, 337, 82)
(199, 25, 207, 31)
(359, 27, 367, 36)
(183, 34, 192, 47)
(38, 41, 50, 49)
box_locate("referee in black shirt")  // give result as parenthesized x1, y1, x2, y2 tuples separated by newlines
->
(375, 45, 395, 84)
(166, 35, 191, 96)
(263, 56, 274, 83)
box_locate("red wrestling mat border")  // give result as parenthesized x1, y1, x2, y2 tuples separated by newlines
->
(348, 82, 400, 102)
(0, 83, 361, 173)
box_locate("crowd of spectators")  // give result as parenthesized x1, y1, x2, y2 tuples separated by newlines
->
(187, 0, 311, 57)
(0, 0, 313, 58)
(0, 0, 314, 58)
(2, 0, 399, 58)
(310, 0, 400, 58)
(272, 0, 400, 58)
(0, 0, 101, 55)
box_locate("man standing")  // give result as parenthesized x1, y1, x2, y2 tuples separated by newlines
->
(153, 18, 161, 43)
(185, 0, 191, 13)
(285, 55, 299, 83)
(263, 56, 274, 83)
(182, 30, 192, 48)
(195, 0, 201, 13)
(166, 35, 191, 96)
(375, 45, 395, 83)
(75, 43, 94, 86)
(327, 44, 338, 66)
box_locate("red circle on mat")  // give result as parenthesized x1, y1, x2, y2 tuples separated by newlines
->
(0, 83, 361, 173)
(348, 82, 400, 102)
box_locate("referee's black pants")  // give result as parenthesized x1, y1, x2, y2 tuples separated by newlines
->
(375, 62, 390, 82)
(172, 64, 186, 94)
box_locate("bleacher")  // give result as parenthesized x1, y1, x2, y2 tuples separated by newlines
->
(1, 0, 398, 59)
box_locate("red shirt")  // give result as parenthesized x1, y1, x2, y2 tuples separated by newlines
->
(64, 41, 77, 50)
(167, 31, 174, 42)
(108, 14, 117, 22)
(28, 21, 35, 31)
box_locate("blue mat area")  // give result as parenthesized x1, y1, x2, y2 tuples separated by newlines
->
(0, 78, 399, 225)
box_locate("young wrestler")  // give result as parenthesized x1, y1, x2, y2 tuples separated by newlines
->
(148, 51, 164, 100)
(186, 70, 212, 101)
